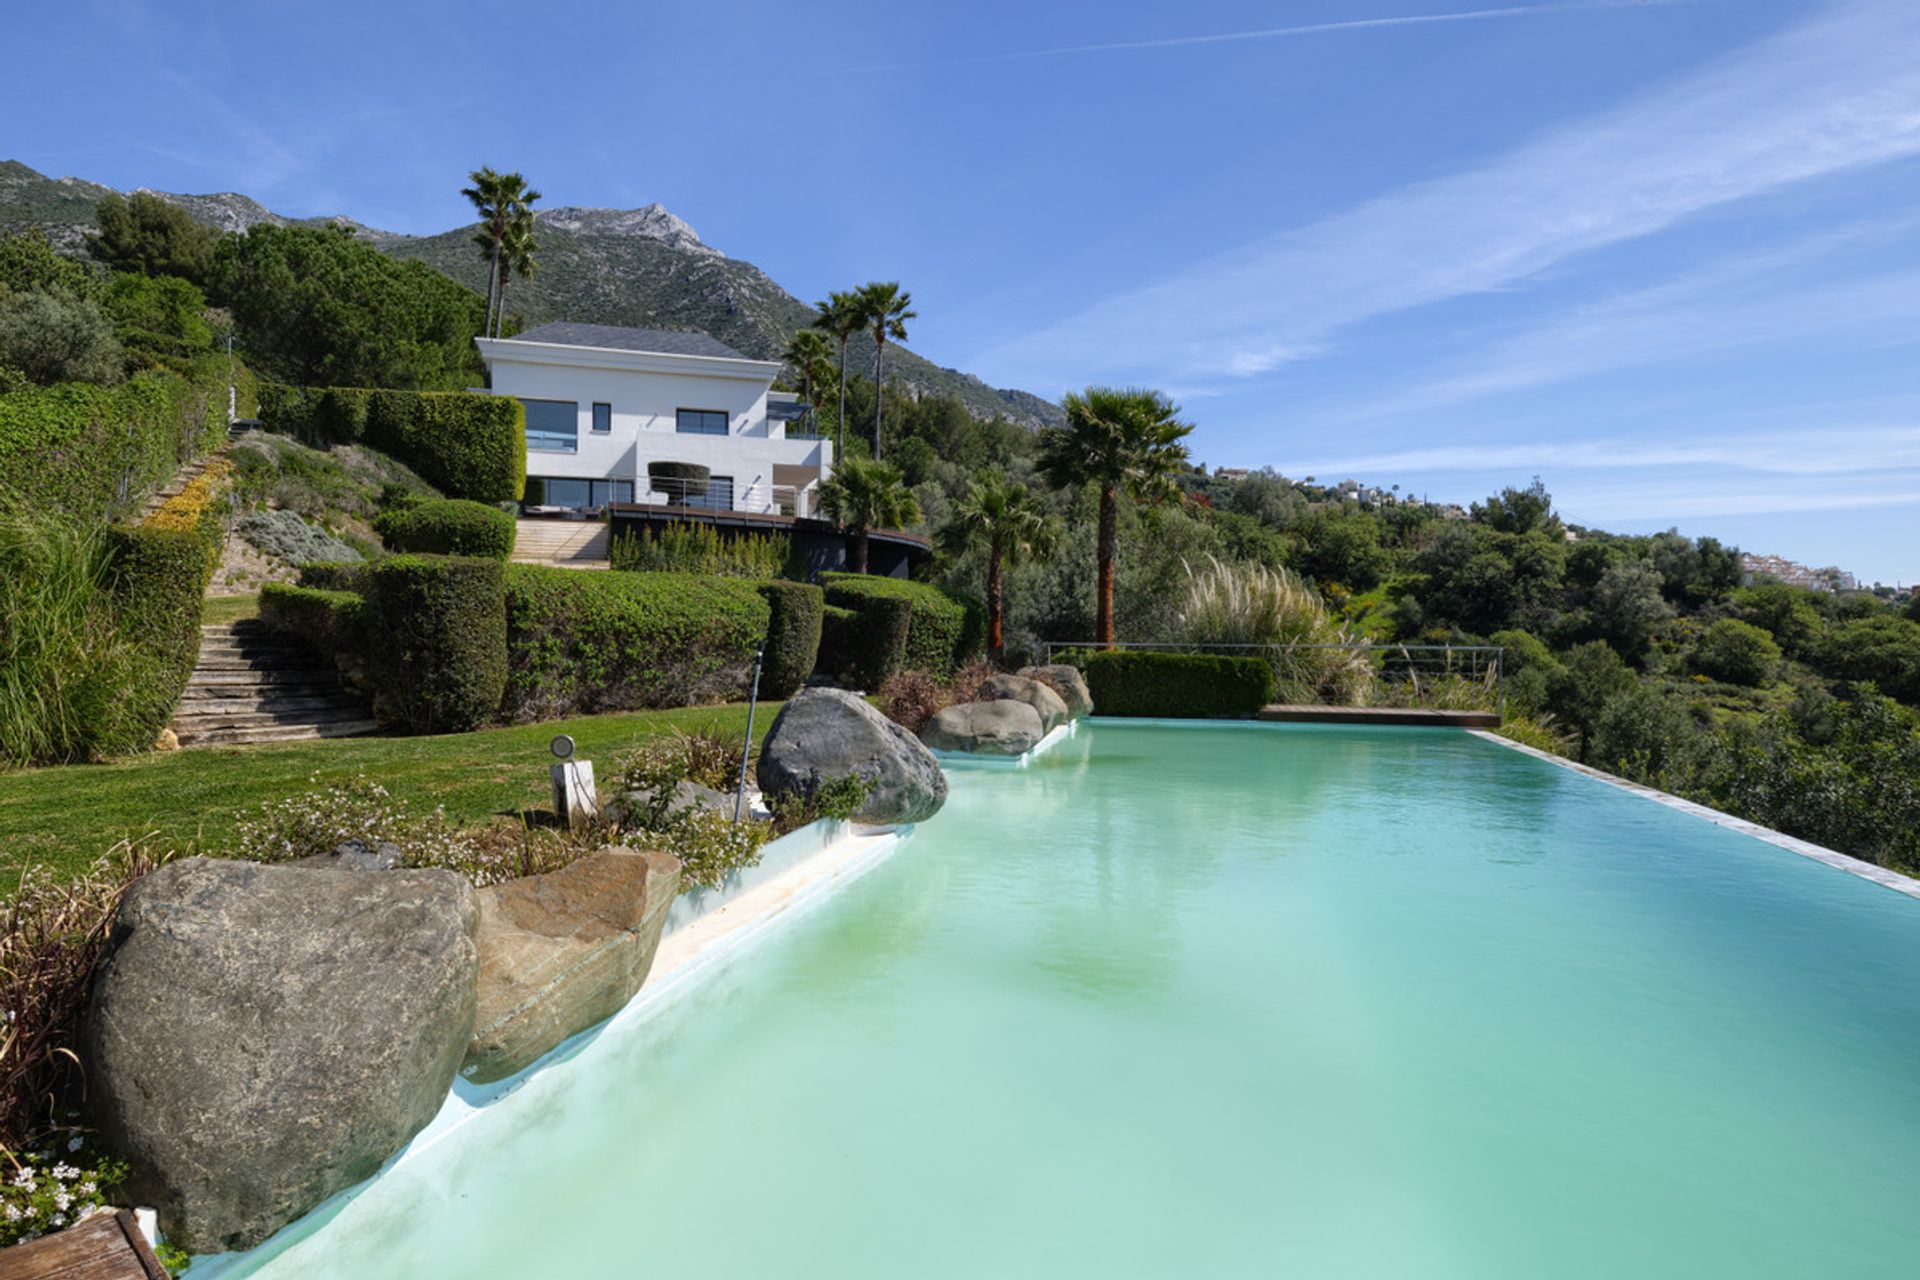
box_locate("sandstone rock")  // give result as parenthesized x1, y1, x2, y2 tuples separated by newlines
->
(1018, 665, 1094, 720)
(85, 857, 479, 1254)
(463, 846, 681, 1084)
(919, 700, 1045, 756)
(978, 673, 1070, 732)
(293, 838, 403, 871)
(757, 687, 946, 825)
(152, 728, 180, 752)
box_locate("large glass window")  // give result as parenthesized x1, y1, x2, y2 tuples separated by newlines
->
(527, 478, 634, 511)
(676, 408, 729, 436)
(683, 475, 735, 510)
(521, 399, 579, 452)
(592, 402, 612, 433)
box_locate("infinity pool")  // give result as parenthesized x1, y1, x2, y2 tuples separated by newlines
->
(233, 723, 1920, 1278)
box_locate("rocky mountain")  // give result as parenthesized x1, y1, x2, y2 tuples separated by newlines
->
(0, 160, 1064, 428)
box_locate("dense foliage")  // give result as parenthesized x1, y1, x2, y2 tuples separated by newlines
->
(821, 573, 983, 674)
(500, 567, 770, 721)
(212, 224, 485, 389)
(88, 192, 218, 287)
(819, 596, 910, 691)
(1070, 651, 1274, 718)
(257, 383, 526, 503)
(374, 497, 516, 559)
(609, 521, 787, 577)
(368, 555, 509, 733)
(756, 580, 825, 699)
(258, 583, 369, 658)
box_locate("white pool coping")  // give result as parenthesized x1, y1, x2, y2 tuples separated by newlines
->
(1469, 728, 1920, 902)
(191, 816, 912, 1277)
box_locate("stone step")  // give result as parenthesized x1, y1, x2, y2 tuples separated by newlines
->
(176, 719, 380, 748)
(186, 667, 340, 686)
(176, 691, 361, 713)
(173, 705, 373, 731)
(193, 655, 329, 672)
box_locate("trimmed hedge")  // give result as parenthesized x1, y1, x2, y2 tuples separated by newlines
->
(756, 580, 824, 699)
(500, 566, 770, 721)
(368, 556, 508, 733)
(105, 492, 226, 748)
(1070, 651, 1274, 718)
(258, 384, 525, 503)
(821, 596, 909, 691)
(821, 573, 983, 674)
(0, 353, 254, 523)
(259, 583, 368, 658)
(374, 497, 515, 559)
(296, 560, 373, 594)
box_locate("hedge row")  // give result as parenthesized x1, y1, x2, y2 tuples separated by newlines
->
(368, 556, 508, 733)
(258, 583, 368, 659)
(296, 561, 372, 594)
(820, 597, 910, 691)
(820, 574, 983, 675)
(257, 383, 525, 503)
(105, 468, 229, 747)
(500, 567, 770, 722)
(757, 580, 824, 699)
(374, 498, 515, 559)
(1068, 651, 1274, 718)
(0, 353, 254, 523)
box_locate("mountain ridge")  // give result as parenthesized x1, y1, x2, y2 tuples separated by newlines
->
(0, 160, 1063, 427)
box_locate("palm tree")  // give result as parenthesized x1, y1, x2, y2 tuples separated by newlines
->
(818, 456, 922, 575)
(781, 329, 835, 434)
(813, 290, 864, 458)
(943, 474, 1060, 661)
(857, 281, 914, 460)
(492, 207, 538, 338)
(461, 168, 540, 339)
(1037, 387, 1194, 646)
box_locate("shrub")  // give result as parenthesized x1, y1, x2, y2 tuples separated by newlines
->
(609, 732, 773, 890)
(0, 288, 123, 387)
(297, 560, 373, 594)
(822, 573, 982, 674)
(368, 556, 508, 732)
(258, 384, 525, 503)
(374, 497, 516, 559)
(1496, 714, 1573, 756)
(104, 479, 225, 750)
(877, 663, 995, 733)
(1070, 650, 1274, 718)
(234, 508, 364, 565)
(756, 580, 824, 699)
(1590, 685, 1704, 790)
(1817, 616, 1920, 705)
(259, 583, 367, 657)
(501, 567, 770, 721)
(821, 595, 910, 691)
(609, 521, 787, 578)
(1691, 618, 1781, 687)
(1174, 555, 1373, 703)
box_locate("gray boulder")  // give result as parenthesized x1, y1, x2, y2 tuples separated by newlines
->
(615, 779, 734, 829)
(292, 838, 403, 871)
(978, 673, 1070, 732)
(919, 700, 1045, 756)
(464, 846, 681, 1084)
(1018, 665, 1094, 720)
(757, 687, 946, 825)
(86, 857, 479, 1254)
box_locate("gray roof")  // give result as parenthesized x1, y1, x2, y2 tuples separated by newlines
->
(508, 321, 752, 360)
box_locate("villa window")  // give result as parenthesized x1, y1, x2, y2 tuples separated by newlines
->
(521, 399, 579, 453)
(676, 408, 729, 436)
(592, 402, 612, 433)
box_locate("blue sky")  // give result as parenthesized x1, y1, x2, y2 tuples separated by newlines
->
(9, 0, 1920, 583)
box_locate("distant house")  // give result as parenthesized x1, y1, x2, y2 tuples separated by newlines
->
(475, 321, 833, 517)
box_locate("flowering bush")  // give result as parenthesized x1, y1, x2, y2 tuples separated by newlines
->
(878, 662, 994, 733)
(0, 1134, 125, 1247)
(234, 773, 414, 862)
(663, 809, 773, 892)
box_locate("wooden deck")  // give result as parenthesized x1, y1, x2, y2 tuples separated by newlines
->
(0, 1210, 168, 1280)
(1257, 704, 1500, 728)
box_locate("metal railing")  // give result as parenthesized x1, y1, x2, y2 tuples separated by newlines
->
(1037, 641, 1507, 715)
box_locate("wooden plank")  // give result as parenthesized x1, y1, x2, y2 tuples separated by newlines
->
(0, 1210, 167, 1280)
(1257, 704, 1500, 729)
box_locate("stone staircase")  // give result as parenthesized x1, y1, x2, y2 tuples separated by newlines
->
(171, 621, 378, 747)
(511, 518, 610, 568)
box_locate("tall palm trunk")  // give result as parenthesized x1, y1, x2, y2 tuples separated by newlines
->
(835, 338, 848, 461)
(987, 541, 1005, 658)
(851, 525, 870, 575)
(485, 238, 503, 338)
(495, 260, 510, 339)
(1096, 483, 1118, 646)
(871, 336, 885, 460)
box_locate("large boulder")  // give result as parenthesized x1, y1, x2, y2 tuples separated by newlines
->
(978, 673, 1070, 732)
(463, 846, 681, 1084)
(1018, 665, 1094, 720)
(613, 779, 734, 830)
(85, 857, 479, 1254)
(757, 687, 947, 825)
(919, 700, 1045, 756)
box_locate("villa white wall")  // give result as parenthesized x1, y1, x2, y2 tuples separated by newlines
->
(482, 347, 832, 512)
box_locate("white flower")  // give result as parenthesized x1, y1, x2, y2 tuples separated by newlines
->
(49, 1214, 64, 1227)
(4, 1205, 20, 1221)
(10, 1170, 35, 1190)
(50, 1164, 76, 1181)
(52, 1191, 70, 1211)
(78, 1182, 96, 1197)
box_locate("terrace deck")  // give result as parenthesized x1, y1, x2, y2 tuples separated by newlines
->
(1257, 704, 1501, 728)
(0, 1210, 168, 1280)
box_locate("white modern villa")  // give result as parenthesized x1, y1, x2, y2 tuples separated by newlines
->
(474, 321, 833, 516)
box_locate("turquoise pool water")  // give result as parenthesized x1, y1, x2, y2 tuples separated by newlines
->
(234, 723, 1920, 1278)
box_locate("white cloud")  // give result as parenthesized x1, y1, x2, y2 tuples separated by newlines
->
(974, 0, 1920, 385)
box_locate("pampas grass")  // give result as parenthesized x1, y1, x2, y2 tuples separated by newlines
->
(1174, 556, 1375, 704)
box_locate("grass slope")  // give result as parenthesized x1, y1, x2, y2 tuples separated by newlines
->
(0, 701, 782, 889)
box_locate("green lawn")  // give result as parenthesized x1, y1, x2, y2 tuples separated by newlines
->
(0, 702, 782, 889)
(201, 592, 263, 625)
